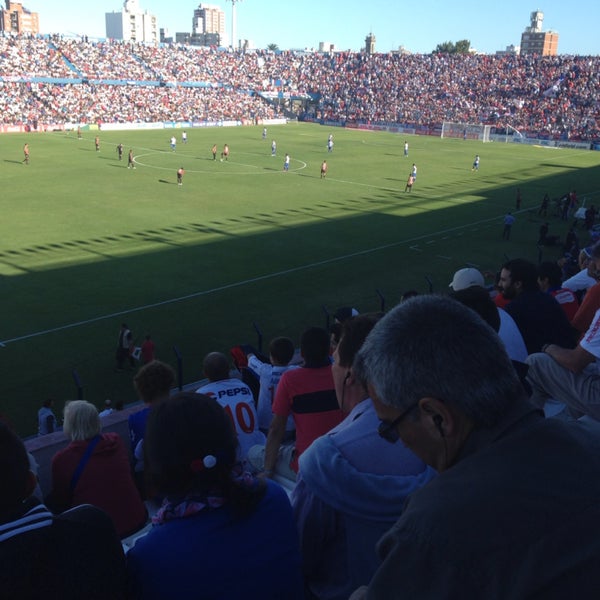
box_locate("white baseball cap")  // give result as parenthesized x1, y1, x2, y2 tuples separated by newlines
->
(449, 268, 485, 291)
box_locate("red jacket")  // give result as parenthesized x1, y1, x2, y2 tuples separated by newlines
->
(48, 432, 146, 537)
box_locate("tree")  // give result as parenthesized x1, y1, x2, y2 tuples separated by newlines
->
(434, 41, 455, 54)
(455, 39, 471, 54)
(433, 39, 471, 54)
(267, 43, 279, 52)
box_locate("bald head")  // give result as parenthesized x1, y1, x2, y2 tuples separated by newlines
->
(203, 352, 230, 382)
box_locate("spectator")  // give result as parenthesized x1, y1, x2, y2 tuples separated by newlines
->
(98, 398, 114, 417)
(293, 314, 435, 599)
(127, 392, 303, 599)
(350, 295, 600, 599)
(0, 422, 127, 599)
(498, 258, 576, 353)
(330, 306, 359, 353)
(450, 285, 531, 394)
(449, 267, 527, 363)
(46, 400, 147, 538)
(130, 360, 176, 494)
(249, 327, 342, 482)
(527, 305, 600, 421)
(246, 337, 298, 437)
(562, 246, 597, 293)
(571, 242, 600, 336)
(196, 352, 265, 461)
(537, 261, 579, 321)
(38, 398, 58, 435)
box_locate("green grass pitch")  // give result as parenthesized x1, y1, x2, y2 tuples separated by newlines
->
(2, 122, 600, 436)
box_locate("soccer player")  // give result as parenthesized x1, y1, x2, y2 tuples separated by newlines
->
(116, 143, 123, 161)
(320, 160, 328, 179)
(411, 163, 417, 180)
(211, 144, 217, 160)
(182, 131, 187, 144)
(170, 136, 176, 152)
(283, 153, 290, 172)
(271, 140, 277, 156)
(405, 174, 414, 192)
(262, 127, 267, 140)
(472, 154, 480, 171)
(22, 143, 29, 165)
(327, 137, 334, 153)
(127, 149, 135, 169)
(95, 136, 100, 152)
(404, 141, 408, 157)
(77, 126, 82, 139)
(221, 144, 229, 161)
(177, 167, 184, 186)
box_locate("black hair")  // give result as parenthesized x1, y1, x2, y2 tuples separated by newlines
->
(450, 286, 501, 332)
(502, 259, 539, 292)
(300, 327, 331, 365)
(537, 261, 563, 288)
(144, 392, 265, 517)
(203, 352, 230, 382)
(134, 360, 175, 403)
(337, 313, 383, 367)
(268, 337, 295, 365)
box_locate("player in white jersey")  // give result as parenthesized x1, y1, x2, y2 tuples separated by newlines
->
(196, 352, 265, 460)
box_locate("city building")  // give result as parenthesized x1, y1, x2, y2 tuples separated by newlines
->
(105, 0, 158, 44)
(192, 3, 226, 46)
(520, 10, 558, 56)
(365, 32, 376, 55)
(0, 1, 39, 35)
(318, 42, 336, 53)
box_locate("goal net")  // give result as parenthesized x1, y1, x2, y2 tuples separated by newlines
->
(441, 122, 492, 142)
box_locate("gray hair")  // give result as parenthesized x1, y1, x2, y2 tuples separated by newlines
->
(63, 400, 101, 441)
(353, 295, 522, 426)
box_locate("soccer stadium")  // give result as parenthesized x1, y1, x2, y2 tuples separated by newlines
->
(3, 4, 600, 597)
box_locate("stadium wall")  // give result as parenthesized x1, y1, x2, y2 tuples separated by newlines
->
(0, 118, 288, 134)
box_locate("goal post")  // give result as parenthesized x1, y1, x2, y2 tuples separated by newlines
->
(441, 121, 492, 142)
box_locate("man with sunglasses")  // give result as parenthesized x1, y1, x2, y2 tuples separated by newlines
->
(350, 295, 600, 599)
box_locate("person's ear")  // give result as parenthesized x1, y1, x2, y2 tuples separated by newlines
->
(418, 398, 455, 438)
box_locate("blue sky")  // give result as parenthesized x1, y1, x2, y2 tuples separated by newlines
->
(27, 0, 599, 55)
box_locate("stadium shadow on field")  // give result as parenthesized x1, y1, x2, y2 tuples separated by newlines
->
(4, 157, 600, 437)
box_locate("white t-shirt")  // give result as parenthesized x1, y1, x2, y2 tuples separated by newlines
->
(580, 308, 600, 370)
(562, 269, 596, 292)
(247, 356, 297, 431)
(498, 308, 528, 363)
(196, 378, 265, 459)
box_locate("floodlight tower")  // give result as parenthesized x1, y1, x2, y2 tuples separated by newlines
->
(226, 0, 243, 50)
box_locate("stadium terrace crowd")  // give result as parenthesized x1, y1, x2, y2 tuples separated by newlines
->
(0, 81, 282, 124)
(1, 34, 600, 140)
(5, 238, 600, 597)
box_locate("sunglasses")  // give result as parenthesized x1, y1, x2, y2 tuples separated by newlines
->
(378, 402, 418, 443)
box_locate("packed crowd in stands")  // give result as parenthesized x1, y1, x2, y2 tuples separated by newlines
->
(0, 81, 282, 124)
(1, 34, 600, 140)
